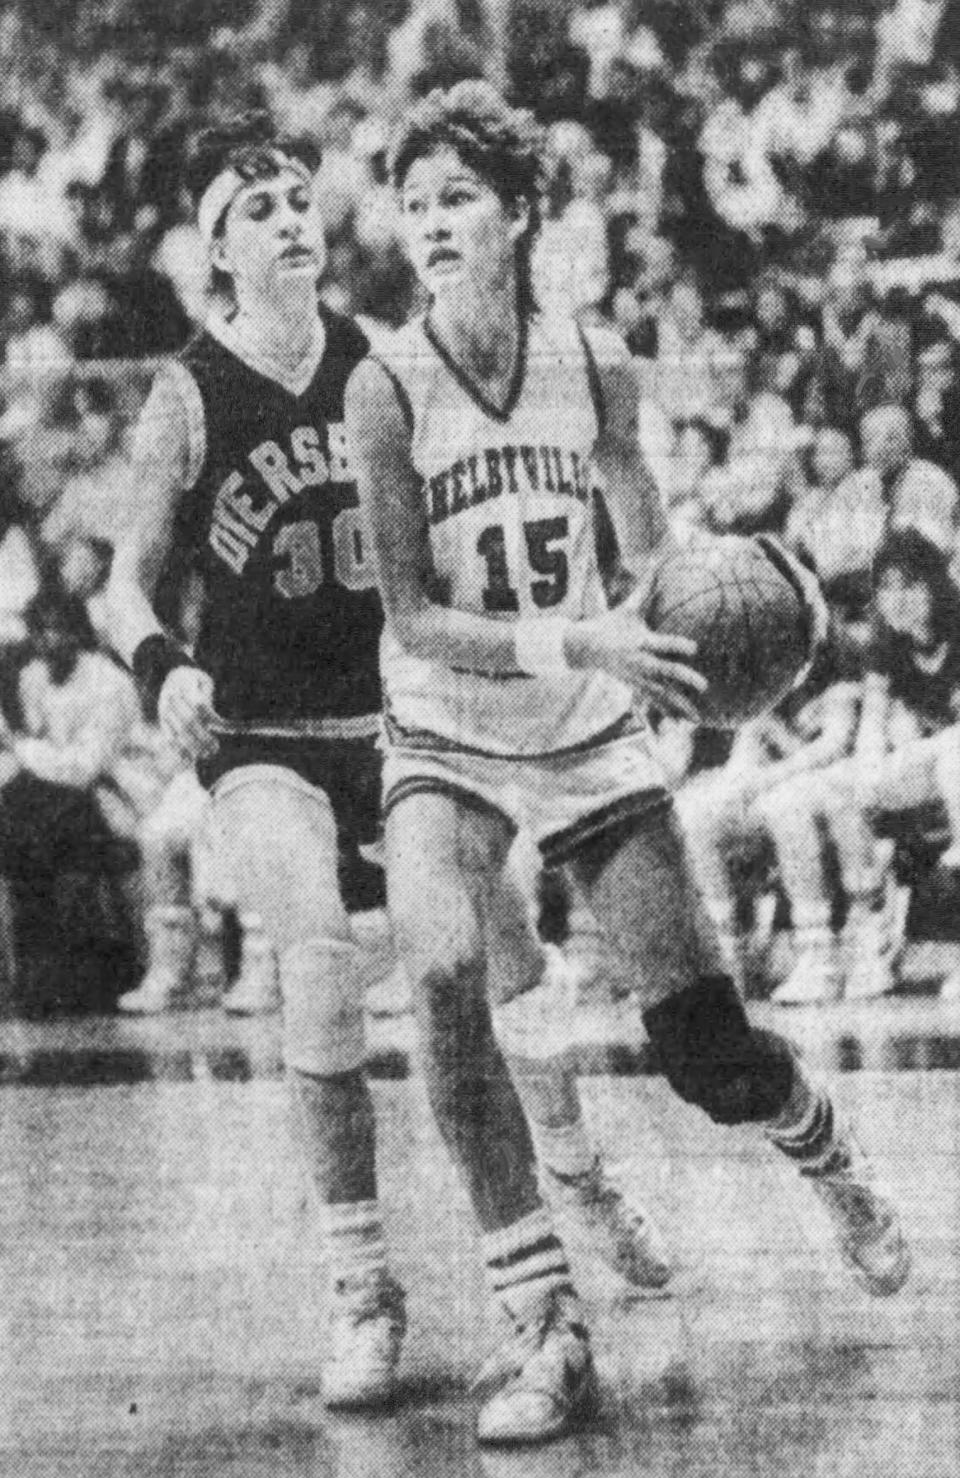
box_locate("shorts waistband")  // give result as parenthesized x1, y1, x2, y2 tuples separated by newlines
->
(382, 706, 641, 760)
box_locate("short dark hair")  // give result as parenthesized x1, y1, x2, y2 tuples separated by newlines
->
(873, 528, 960, 643)
(389, 81, 545, 317)
(185, 111, 322, 236)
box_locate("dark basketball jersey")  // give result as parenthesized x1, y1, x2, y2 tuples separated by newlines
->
(171, 306, 382, 731)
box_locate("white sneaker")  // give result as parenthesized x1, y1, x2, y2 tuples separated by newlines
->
(222, 942, 280, 1016)
(117, 967, 191, 1015)
(541, 1158, 672, 1293)
(771, 942, 843, 1006)
(802, 1130, 911, 1297)
(475, 1290, 597, 1446)
(843, 902, 899, 1001)
(322, 1272, 406, 1409)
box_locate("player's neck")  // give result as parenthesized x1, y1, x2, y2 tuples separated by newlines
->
(233, 279, 318, 361)
(429, 278, 522, 387)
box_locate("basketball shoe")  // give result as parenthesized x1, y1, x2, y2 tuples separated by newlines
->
(770, 925, 843, 1006)
(117, 905, 195, 1014)
(541, 1158, 672, 1292)
(474, 1288, 598, 1445)
(322, 1270, 407, 1409)
(842, 885, 902, 1001)
(801, 1128, 910, 1296)
(221, 917, 280, 1015)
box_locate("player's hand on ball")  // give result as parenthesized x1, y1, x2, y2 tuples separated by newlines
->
(571, 607, 707, 722)
(157, 666, 219, 760)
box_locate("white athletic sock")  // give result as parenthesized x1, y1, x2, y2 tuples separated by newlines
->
(532, 1117, 597, 1180)
(318, 1199, 389, 1290)
(764, 1069, 843, 1174)
(482, 1207, 577, 1322)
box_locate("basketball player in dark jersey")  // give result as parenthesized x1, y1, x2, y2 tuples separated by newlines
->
(104, 115, 404, 1410)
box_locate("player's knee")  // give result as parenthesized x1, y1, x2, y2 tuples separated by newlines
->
(280, 936, 365, 1077)
(643, 976, 796, 1126)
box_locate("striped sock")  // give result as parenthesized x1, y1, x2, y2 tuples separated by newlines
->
(765, 1071, 846, 1176)
(482, 1207, 577, 1322)
(318, 1199, 389, 1292)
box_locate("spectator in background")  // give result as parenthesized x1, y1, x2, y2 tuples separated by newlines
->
(677, 623, 864, 1002)
(0, 588, 139, 1012)
(799, 404, 959, 630)
(651, 273, 730, 424)
(807, 253, 913, 433)
(792, 531, 960, 1001)
(786, 425, 857, 566)
(912, 331, 960, 476)
(743, 277, 818, 416)
(533, 131, 611, 321)
(41, 378, 130, 563)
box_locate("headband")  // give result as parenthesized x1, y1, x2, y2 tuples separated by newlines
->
(196, 155, 313, 248)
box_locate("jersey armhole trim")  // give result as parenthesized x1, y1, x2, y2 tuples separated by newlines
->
(576, 324, 606, 440)
(163, 360, 207, 490)
(368, 355, 414, 435)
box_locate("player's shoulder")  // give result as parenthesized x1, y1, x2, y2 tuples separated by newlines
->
(575, 317, 632, 372)
(319, 302, 372, 367)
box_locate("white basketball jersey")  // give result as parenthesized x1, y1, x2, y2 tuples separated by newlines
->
(374, 312, 635, 756)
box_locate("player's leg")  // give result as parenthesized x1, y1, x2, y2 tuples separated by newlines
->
(676, 771, 761, 992)
(753, 775, 844, 1006)
(386, 788, 595, 1443)
(486, 839, 671, 1290)
(567, 797, 910, 1297)
(118, 773, 204, 1014)
(211, 765, 404, 1407)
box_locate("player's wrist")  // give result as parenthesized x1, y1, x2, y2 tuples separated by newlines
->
(514, 617, 573, 677)
(562, 618, 600, 673)
(132, 633, 198, 722)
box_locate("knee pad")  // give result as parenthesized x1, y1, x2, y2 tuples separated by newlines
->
(642, 976, 795, 1126)
(281, 936, 365, 1077)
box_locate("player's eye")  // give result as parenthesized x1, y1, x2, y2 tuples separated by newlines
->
(403, 194, 426, 216)
(247, 195, 273, 221)
(290, 188, 310, 213)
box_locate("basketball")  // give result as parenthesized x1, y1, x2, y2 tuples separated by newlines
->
(642, 535, 814, 727)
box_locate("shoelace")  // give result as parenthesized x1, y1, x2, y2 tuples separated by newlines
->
(472, 1298, 584, 1393)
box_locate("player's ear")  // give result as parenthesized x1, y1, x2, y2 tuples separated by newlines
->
(209, 231, 233, 276)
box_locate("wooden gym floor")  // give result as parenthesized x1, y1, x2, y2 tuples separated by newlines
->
(0, 1001, 957, 1477)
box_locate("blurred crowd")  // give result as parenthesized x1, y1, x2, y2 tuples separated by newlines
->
(3, 0, 960, 1013)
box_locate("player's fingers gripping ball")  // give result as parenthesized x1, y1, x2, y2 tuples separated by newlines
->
(642, 534, 823, 728)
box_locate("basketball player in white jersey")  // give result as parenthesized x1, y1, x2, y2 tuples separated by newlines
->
(346, 81, 910, 1446)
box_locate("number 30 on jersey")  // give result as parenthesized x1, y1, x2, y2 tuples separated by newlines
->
(273, 508, 372, 598)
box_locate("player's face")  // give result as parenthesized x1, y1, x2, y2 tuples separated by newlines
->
(399, 146, 527, 302)
(876, 568, 934, 642)
(215, 167, 326, 297)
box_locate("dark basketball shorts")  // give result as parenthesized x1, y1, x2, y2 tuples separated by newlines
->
(198, 732, 385, 912)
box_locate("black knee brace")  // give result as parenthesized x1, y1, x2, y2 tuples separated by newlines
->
(642, 976, 796, 1126)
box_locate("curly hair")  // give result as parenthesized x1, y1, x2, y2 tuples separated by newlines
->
(389, 81, 546, 318)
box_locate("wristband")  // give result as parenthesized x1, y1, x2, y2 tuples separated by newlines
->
(514, 617, 571, 678)
(131, 633, 198, 722)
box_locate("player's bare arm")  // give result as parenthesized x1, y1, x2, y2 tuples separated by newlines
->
(347, 356, 525, 676)
(105, 368, 217, 759)
(559, 337, 707, 719)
